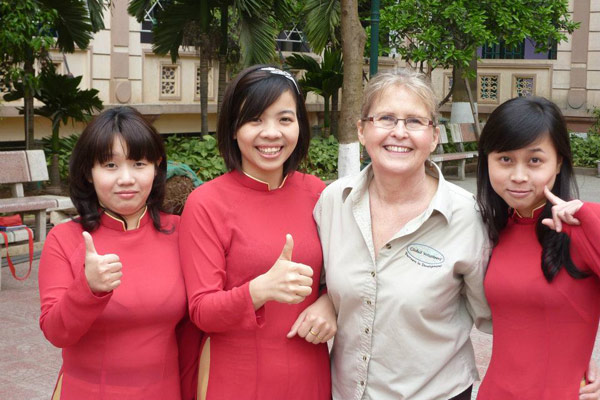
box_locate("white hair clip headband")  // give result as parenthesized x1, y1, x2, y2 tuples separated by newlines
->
(259, 67, 300, 94)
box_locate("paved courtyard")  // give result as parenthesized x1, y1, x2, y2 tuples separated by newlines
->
(0, 171, 599, 400)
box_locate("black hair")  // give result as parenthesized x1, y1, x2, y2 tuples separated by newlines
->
(217, 64, 310, 177)
(476, 96, 587, 282)
(69, 106, 169, 232)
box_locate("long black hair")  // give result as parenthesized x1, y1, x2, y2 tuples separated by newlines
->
(476, 96, 587, 282)
(70, 106, 169, 232)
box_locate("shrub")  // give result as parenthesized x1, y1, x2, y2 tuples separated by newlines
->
(42, 134, 79, 180)
(165, 134, 227, 182)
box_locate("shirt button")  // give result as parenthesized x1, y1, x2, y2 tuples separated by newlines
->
(363, 355, 367, 361)
(366, 300, 372, 305)
(360, 381, 365, 386)
(365, 327, 370, 334)
(385, 243, 392, 250)
(370, 271, 376, 277)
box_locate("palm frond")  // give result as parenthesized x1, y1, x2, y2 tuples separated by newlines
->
(303, 0, 339, 53)
(239, 13, 277, 65)
(152, 1, 202, 61)
(41, 0, 94, 52)
(86, 0, 106, 31)
(128, 0, 157, 22)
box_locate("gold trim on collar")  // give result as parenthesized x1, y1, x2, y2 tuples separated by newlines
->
(514, 202, 545, 218)
(242, 171, 288, 191)
(104, 206, 148, 230)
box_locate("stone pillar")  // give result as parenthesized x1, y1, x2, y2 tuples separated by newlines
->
(567, 0, 590, 110)
(110, 0, 132, 104)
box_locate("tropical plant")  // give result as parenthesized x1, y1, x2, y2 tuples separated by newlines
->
(286, 48, 343, 137)
(128, 0, 293, 135)
(0, 0, 105, 149)
(5, 66, 103, 191)
(380, 0, 578, 128)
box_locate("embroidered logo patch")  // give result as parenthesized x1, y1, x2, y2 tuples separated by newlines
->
(406, 243, 445, 268)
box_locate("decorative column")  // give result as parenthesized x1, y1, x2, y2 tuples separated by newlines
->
(110, 0, 131, 104)
(567, 0, 590, 110)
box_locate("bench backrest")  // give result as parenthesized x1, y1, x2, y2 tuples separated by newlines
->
(438, 123, 482, 145)
(0, 150, 49, 197)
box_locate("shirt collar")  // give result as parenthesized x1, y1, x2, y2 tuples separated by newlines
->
(100, 206, 150, 231)
(340, 161, 453, 224)
(231, 170, 290, 192)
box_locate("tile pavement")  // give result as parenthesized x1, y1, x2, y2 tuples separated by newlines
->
(0, 172, 598, 399)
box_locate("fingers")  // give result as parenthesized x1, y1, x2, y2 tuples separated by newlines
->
(544, 185, 563, 205)
(541, 218, 556, 231)
(296, 316, 335, 344)
(278, 234, 294, 261)
(287, 310, 306, 338)
(83, 231, 97, 256)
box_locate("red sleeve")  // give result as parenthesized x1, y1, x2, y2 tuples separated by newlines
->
(179, 187, 265, 333)
(38, 226, 112, 348)
(569, 202, 600, 276)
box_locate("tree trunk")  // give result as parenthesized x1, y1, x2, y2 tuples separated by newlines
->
(450, 55, 478, 124)
(24, 56, 35, 149)
(331, 88, 339, 139)
(338, 0, 366, 177)
(323, 94, 330, 137)
(217, 4, 228, 115)
(199, 33, 210, 135)
(48, 124, 62, 193)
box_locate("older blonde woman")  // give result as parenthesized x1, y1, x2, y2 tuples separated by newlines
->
(314, 69, 491, 400)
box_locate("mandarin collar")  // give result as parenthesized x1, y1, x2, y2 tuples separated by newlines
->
(100, 207, 150, 231)
(511, 203, 545, 225)
(231, 170, 290, 192)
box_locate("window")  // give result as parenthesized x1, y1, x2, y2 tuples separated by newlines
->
(139, 0, 165, 44)
(480, 38, 557, 60)
(160, 63, 180, 99)
(478, 74, 499, 104)
(512, 75, 536, 98)
(276, 25, 311, 53)
(481, 40, 524, 59)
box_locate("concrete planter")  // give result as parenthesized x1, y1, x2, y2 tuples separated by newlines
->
(597, 160, 600, 178)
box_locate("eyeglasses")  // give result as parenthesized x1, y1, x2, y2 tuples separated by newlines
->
(362, 115, 434, 131)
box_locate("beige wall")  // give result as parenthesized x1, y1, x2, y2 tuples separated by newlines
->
(1, 1, 599, 144)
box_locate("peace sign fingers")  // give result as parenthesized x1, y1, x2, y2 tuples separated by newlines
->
(541, 186, 583, 233)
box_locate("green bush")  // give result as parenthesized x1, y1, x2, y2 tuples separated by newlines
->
(571, 133, 600, 168)
(165, 134, 227, 182)
(42, 133, 80, 180)
(301, 135, 339, 180)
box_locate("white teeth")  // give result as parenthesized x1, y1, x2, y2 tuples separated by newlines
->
(257, 147, 281, 154)
(384, 145, 410, 153)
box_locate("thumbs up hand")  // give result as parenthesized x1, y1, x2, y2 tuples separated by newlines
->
(249, 234, 314, 309)
(83, 231, 123, 294)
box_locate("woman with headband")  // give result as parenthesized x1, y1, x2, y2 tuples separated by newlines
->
(179, 65, 334, 400)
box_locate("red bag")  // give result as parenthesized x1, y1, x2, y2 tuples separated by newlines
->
(0, 214, 33, 281)
(0, 214, 23, 227)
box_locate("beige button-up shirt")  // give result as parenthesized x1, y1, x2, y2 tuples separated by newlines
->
(314, 163, 492, 400)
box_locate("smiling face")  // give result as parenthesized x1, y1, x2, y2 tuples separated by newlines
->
(358, 85, 439, 178)
(235, 90, 299, 188)
(91, 137, 157, 228)
(487, 133, 562, 216)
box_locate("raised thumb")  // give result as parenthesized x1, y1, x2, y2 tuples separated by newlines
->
(278, 234, 294, 261)
(82, 231, 98, 256)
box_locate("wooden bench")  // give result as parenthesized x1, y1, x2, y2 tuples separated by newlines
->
(0, 150, 73, 244)
(431, 123, 480, 180)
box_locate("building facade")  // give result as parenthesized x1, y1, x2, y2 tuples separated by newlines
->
(0, 0, 597, 145)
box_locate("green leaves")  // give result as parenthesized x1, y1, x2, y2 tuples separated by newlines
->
(301, 135, 339, 180)
(165, 135, 228, 182)
(380, 0, 576, 72)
